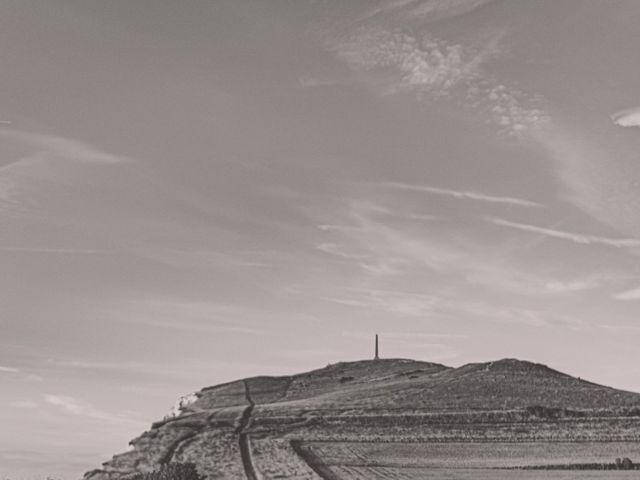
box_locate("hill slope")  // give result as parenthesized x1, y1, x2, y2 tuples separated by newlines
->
(85, 358, 640, 480)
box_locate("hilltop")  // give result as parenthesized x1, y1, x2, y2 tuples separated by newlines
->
(85, 358, 640, 480)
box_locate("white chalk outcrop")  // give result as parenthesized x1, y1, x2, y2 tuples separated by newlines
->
(163, 392, 198, 420)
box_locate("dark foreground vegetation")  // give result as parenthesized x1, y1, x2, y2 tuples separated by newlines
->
(123, 463, 203, 480)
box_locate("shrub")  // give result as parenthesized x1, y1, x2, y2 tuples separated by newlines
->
(124, 463, 203, 480)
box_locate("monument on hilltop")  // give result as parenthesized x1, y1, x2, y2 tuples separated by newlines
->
(374, 334, 379, 360)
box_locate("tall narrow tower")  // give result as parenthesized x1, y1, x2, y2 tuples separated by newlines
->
(374, 334, 379, 360)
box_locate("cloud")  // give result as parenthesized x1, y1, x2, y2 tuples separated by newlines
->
(362, 0, 495, 24)
(44, 394, 140, 424)
(0, 366, 19, 373)
(470, 83, 550, 136)
(329, 17, 549, 137)
(315, 242, 369, 259)
(406, 0, 494, 20)
(0, 129, 131, 218)
(544, 276, 608, 293)
(313, 200, 614, 297)
(529, 125, 640, 240)
(611, 107, 640, 128)
(379, 181, 542, 207)
(487, 217, 640, 248)
(0, 129, 129, 166)
(331, 27, 500, 98)
(613, 287, 640, 301)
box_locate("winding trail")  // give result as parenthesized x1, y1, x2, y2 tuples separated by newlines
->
(237, 379, 260, 480)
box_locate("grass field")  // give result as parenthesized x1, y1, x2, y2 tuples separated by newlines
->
(329, 467, 640, 479)
(296, 441, 640, 479)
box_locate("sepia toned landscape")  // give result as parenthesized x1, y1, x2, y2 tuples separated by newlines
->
(3, 0, 640, 478)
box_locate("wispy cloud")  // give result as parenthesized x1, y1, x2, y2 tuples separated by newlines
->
(379, 181, 542, 207)
(315, 242, 369, 260)
(611, 107, 640, 128)
(613, 287, 640, 301)
(319, 199, 463, 275)
(0, 130, 129, 166)
(544, 275, 610, 293)
(0, 129, 131, 217)
(361, 0, 495, 27)
(529, 125, 640, 240)
(44, 394, 141, 424)
(312, 199, 619, 299)
(0, 366, 19, 373)
(405, 0, 494, 21)
(315, 200, 618, 298)
(487, 217, 640, 248)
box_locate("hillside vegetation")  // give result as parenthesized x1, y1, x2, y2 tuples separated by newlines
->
(85, 358, 640, 480)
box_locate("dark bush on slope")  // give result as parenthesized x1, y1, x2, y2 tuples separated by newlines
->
(124, 463, 203, 480)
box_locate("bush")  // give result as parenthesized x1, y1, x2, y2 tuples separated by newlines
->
(124, 463, 203, 480)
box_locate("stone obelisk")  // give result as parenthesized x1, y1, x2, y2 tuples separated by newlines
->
(374, 334, 379, 360)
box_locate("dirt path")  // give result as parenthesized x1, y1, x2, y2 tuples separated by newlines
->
(237, 379, 260, 480)
(290, 441, 342, 480)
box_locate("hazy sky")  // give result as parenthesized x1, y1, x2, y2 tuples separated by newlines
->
(2, 1, 640, 477)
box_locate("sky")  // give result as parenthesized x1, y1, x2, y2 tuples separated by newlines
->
(1, 0, 640, 477)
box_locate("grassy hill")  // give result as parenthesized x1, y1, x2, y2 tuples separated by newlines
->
(84, 358, 640, 480)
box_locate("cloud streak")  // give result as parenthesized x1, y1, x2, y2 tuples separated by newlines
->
(361, 0, 495, 23)
(314, 200, 620, 298)
(0, 366, 19, 373)
(0, 130, 129, 166)
(44, 394, 141, 424)
(611, 107, 640, 128)
(379, 182, 542, 207)
(487, 217, 640, 248)
(0, 129, 131, 219)
(614, 287, 640, 301)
